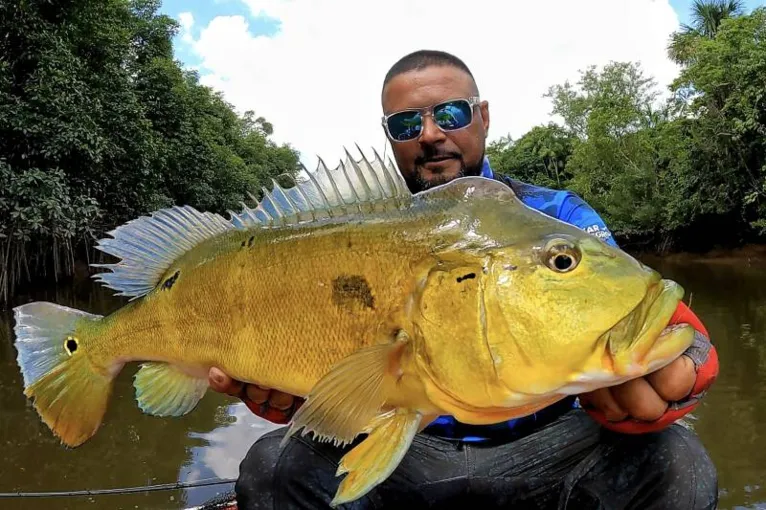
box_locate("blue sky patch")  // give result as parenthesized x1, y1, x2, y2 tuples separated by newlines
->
(159, 0, 282, 68)
(670, 0, 764, 25)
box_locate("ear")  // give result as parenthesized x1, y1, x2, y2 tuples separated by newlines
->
(480, 100, 490, 135)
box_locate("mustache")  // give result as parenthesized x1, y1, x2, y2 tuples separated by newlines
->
(414, 147, 462, 166)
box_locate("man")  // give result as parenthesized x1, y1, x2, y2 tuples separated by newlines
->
(209, 50, 719, 509)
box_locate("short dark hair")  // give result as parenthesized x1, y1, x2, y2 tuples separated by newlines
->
(382, 49, 478, 94)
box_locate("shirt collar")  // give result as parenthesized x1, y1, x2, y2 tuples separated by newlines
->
(480, 156, 494, 179)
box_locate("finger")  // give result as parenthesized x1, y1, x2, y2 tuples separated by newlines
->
(245, 384, 271, 405)
(580, 388, 628, 422)
(268, 391, 295, 411)
(646, 355, 696, 402)
(611, 377, 668, 422)
(208, 367, 243, 397)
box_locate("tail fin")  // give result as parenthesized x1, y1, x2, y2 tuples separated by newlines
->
(13, 302, 113, 448)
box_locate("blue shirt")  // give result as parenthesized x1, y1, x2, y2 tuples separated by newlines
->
(421, 157, 618, 443)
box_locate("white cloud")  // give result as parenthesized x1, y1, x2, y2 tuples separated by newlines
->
(178, 0, 682, 168)
(178, 11, 195, 44)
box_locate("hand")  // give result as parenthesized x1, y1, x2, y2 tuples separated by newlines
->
(578, 354, 696, 422)
(208, 367, 304, 424)
(580, 301, 719, 434)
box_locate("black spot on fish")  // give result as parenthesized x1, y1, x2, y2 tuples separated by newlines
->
(247, 236, 255, 247)
(65, 336, 78, 355)
(456, 273, 476, 283)
(162, 270, 180, 290)
(332, 275, 375, 311)
(240, 240, 246, 248)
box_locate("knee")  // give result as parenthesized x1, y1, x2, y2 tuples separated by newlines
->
(235, 428, 285, 510)
(651, 425, 718, 510)
(236, 429, 363, 510)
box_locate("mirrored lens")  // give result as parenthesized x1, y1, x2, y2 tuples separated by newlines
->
(433, 100, 472, 130)
(386, 111, 423, 141)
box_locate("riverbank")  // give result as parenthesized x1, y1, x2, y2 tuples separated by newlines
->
(635, 243, 766, 266)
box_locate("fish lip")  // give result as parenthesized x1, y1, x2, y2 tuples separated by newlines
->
(602, 277, 684, 366)
(603, 278, 670, 351)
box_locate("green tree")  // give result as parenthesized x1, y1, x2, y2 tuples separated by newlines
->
(0, 0, 300, 304)
(668, 0, 745, 64)
(486, 124, 575, 189)
(545, 62, 673, 239)
(669, 7, 766, 235)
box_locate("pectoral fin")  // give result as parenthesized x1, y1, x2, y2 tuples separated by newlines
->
(332, 409, 422, 507)
(282, 338, 407, 448)
(134, 362, 208, 416)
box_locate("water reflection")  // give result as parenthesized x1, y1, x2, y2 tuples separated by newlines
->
(641, 252, 766, 509)
(0, 251, 765, 509)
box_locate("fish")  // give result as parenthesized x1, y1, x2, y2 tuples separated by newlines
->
(12, 146, 696, 506)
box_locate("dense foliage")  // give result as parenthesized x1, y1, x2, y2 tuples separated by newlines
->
(0, 0, 300, 303)
(489, 4, 765, 252)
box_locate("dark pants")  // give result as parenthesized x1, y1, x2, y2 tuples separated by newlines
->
(235, 409, 718, 510)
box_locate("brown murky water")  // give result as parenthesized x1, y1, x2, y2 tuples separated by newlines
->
(0, 250, 764, 509)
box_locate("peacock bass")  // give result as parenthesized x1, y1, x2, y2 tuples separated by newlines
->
(13, 147, 695, 506)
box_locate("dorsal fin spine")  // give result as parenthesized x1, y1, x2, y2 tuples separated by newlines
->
(319, 156, 349, 216)
(290, 171, 319, 222)
(303, 166, 335, 219)
(226, 146, 412, 231)
(263, 185, 288, 225)
(345, 147, 376, 202)
(337, 159, 363, 214)
(373, 147, 406, 209)
(356, 145, 387, 200)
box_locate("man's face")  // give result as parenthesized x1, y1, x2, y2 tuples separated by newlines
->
(381, 65, 490, 193)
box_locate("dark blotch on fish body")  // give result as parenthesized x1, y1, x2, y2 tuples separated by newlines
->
(162, 270, 180, 290)
(332, 275, 375, 311)
(456, 273, 476, 283)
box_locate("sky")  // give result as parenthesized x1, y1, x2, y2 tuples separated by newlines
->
(159, 0, 765, 168)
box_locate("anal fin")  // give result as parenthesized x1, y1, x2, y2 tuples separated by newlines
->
(332, 409, 422, 507)
(134, 362, 208, 417)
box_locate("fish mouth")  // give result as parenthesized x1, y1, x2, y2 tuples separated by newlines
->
(602, 277, 694, 377)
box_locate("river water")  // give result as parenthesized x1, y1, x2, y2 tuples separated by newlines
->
(0, 249, 764, 509)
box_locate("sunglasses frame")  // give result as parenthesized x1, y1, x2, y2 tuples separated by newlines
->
(381, 96, 481, 142)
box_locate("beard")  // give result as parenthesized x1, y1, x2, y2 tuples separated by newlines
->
(405, 148, 485, 193)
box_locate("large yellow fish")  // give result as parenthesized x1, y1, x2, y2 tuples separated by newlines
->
(13, 147, 695, 506)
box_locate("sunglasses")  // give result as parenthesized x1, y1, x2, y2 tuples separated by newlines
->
(382, 96, 481, 142)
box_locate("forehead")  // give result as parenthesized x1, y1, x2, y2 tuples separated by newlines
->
(382, 65, 477, 113)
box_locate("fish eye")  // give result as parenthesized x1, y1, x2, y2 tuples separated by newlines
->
(543, 239, 581, 273)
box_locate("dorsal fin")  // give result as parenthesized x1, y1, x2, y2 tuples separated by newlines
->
(228, 146, 411, 230)
(90, 146, 409, 300)
(91, 206, 235, 299)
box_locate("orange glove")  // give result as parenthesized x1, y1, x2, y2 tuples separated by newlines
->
(585, 301, 719, 434)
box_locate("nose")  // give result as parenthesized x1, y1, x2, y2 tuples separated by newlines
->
(418, 114, 446, 145)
